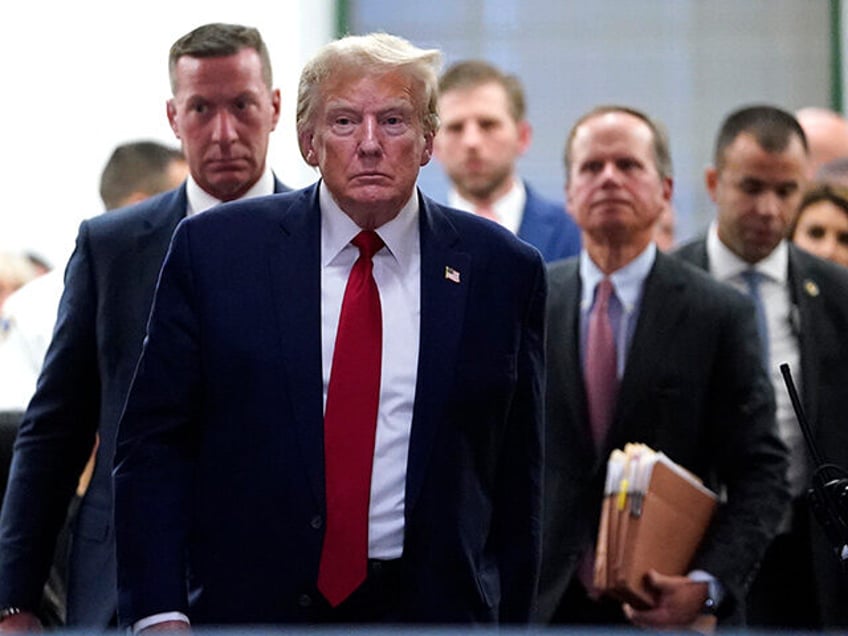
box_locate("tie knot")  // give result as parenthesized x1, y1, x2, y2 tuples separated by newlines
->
(595, 277, 614, 306)
(352, 230, 384, 260)
(740, 268, 764, 293)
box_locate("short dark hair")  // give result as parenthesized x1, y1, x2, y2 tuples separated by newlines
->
(99, 141, 184, 210)
(438, 60, 526, 122)
(714, 105, 808, 170)
(563, 105, 673, 182)
(168, 23, 273, 93)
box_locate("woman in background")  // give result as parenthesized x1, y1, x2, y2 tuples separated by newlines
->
(790, 183, 848, 268)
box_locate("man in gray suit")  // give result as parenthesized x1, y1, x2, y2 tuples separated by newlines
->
(0, 22, 289, 631)
(676, 104, 848, 630)
(537, 105, 788, 628)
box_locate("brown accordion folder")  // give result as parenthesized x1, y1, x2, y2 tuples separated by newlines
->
(594, 443, 718, 609)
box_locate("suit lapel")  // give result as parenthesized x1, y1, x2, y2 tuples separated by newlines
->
(405, 194, 470, 515)
(788, 247, 821, 431)
(267, 185, 326, 507)
(548, 262, 597, 464)
(607, 255, 686, 453)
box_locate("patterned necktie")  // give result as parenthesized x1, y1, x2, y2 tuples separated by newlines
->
(584, 277, 618, 450)
(317, 230, 384, 607)
(741, 268, 770, 369)
(578, 277, 619, 595)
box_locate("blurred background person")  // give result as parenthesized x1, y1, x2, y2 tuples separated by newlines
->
(0, 141, 187, 411)
(653, 203, 677, 251)
(0, 253, 38, 317)
(789, 182, 848, 268)
(795, 107, 848, 178)
(433, 60, 580, 261)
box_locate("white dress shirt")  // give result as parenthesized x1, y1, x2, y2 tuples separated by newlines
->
(578, 243, 656, 378)
(448, 178, 526, 235)
(185, 165, 276, 215)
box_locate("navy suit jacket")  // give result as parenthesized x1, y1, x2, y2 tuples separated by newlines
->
(0, 178, 288, 626)
(675, 238, 848, 627)
(113, 184, 546, 626)
(516, 184, 580, 263)
(536, 252, 789, 624)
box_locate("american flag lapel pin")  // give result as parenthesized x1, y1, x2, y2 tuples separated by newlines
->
(444, 265, 461, 284)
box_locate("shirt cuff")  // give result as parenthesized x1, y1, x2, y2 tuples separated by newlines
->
(133, 611, 190, 634)
(688, 569, 725, 612)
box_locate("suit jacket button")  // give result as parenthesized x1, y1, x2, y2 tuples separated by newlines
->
(298, 594, 313, 608)
(310, 515, 323, 529)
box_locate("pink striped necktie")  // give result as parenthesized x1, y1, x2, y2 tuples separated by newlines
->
(584, 277, 618, 450)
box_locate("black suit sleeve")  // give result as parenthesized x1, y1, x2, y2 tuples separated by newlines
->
(692, 288, 790, 616)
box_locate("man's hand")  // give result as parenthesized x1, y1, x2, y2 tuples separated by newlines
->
(624, 570, 709, 629)
(0, 611, 43, 633)
(140, 620, 191, 633)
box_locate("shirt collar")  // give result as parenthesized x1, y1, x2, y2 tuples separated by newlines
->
(707, 222, 788, 284)
(580, 242, 657, 312)
(185, 166, 276, 216)
(447, 178, 526, 234)
(320, 180, 420, 270)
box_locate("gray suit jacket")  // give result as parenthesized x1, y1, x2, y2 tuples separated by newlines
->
(536, 251, 789, 624)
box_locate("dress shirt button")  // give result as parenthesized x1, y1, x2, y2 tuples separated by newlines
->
(298, 593, 313, 608)
(310, 515, 323, 529)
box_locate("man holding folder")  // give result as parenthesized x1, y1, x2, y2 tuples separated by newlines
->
(536, 106, 789, 628)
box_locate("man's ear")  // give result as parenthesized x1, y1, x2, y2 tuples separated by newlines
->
(420, 132, 434, 167)
(299, 131, 319, 167)
(516, 120, 532, 156)
(269, 88, 282, 131)
(705, 166, 719, 203)
(166, 100, 180, 139)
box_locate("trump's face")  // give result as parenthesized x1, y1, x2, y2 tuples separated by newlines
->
(300, 68, 433, 229)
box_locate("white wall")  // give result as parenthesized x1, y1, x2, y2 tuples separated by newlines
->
(0, 0, 334, 269)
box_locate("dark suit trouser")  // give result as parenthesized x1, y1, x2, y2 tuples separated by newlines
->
(746, 498, 821, 630)
(550, 579, 627, 626)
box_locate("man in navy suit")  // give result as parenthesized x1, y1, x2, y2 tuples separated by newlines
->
(433, 60, 580, 262)
(113, 32, 545, 631)
(675, 105, 848, 629)
(0, 23, 288, 631)
(537, 106, 788, 628)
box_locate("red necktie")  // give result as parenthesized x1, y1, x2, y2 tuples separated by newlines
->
(317, 230, 384, 607)
(584, 277, 618, 450)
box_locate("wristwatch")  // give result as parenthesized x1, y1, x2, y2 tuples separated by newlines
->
(702, 579, 719, 615)
(0, 607, 23, 622)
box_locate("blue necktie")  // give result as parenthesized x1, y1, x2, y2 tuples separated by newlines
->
(741, 269, 770, 369)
